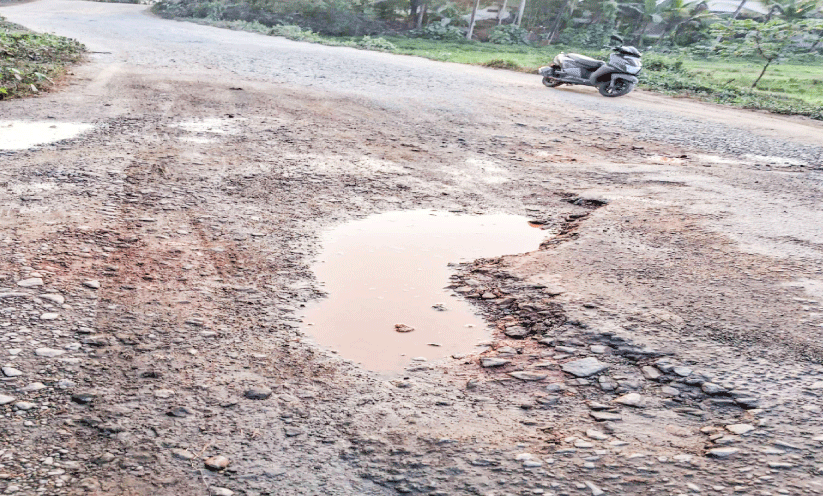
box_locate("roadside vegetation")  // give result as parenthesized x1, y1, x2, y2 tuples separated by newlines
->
(0, 15, 85, 99)
(155, 0, 823, 120)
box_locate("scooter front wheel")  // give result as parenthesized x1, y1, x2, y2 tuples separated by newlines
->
(597, 80, 635, 97)
(542, 76, 562, 88)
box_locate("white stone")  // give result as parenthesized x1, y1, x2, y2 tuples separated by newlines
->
(39, 294, 65, 305)
(14, 401, 36, 411)
(726, 424, 755, 435)
(82, 280, 101, 289)
(586, 429, 609, 440)
(17, 278, 43, 287)
(40, 313, 59, 320)
(35, 348, 65, 358)
(561, 357, 608, 377)
(2, 366, 23, 377)
(613, 392, 645, 407)
(0, 394, 16, 405)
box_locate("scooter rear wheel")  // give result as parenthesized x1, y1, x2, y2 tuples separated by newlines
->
(542, 76, 562, 88)
(597, 80, 634, 97)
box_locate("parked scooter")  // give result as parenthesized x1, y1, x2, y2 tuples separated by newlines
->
(538, 36, 642, 97)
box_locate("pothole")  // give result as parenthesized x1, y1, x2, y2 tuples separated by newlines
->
(302, 210, 549, 373)
(0, 121, 93, 150)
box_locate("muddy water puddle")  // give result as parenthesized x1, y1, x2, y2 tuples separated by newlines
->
(0, 121, 93, 150)
(302, 210, 548, 373)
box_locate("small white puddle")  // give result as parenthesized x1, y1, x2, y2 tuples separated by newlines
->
(302, 210, 548, 373)
(0, 121, 93, 150)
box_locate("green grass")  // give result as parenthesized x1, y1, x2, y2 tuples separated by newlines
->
(681, 59, 823, 106)
(0, 15, 86, 99)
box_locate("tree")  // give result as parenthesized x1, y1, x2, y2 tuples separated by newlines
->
(467, 0, 481, 38)
(713, 18, 823, 88)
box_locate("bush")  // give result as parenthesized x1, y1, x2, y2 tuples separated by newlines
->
(356, 35, 396, 52)
(482, 59, 522, 70)
(409, 23, 465, 41)
(488, 24, 529, 45)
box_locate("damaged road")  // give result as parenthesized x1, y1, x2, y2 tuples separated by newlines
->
(1, 1, 823, 495)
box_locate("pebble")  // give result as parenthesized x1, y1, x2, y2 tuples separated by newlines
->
(171, 449, 196, 460)
(590, 345, 607, 354)
(584, 481, 604, 496)
(701, 382, 728, 395)
(40, 312, 59, 320)
(210, 488, 234, 496)
(673, 366, 693, 377)
(39, 293, 65, 305)
(767, 462, 794, 469)
(480, 358, 510, 368)
(562, 357, 608, 377)
(0, 394, 15, 405)
(17, 278, 43, 287)
(14, 401, 36, 411)
(244, 386, 272, 400)
(508, 371, 547, 381)
(2, 366, 23, 377)
(394, 323, 414, 333)
(204, 456, 230, 471)
(726, 424, 754, 435)
(706, 447, 739, 458)
(586, 429, 609, 440)
(590, 411, 622, 421)
(83, 280, 101, 289)
(34, 348, 65, 358)
(503, 326, 529, 338)
(613, 392, 644, 407)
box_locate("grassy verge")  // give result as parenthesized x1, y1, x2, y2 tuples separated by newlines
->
(0, 15, 86, 100)
(152, 14, 823, 120)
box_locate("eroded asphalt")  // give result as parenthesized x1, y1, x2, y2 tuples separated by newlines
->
(1, 1, 823, 495)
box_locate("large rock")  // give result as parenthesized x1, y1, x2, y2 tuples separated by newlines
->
(562, 357, 608, 377)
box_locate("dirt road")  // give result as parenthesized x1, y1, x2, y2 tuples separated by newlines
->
(2, 1, 823, 495)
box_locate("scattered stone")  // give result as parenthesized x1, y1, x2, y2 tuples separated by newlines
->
(14, 401, 36, 411)
(284, 427, 302, 437)
(590, 345, 607, 354)
(204, 456, 230, 471)
(735, 397, 760, 409)
(586, 429, 609, 440)
(481, 292, 496, 299)
(707, 447, 739, 458)
(154, 389, 175, 399)
(171, 449, 196, 460)
(660, 386, 681, 396)
(39, 294, 65, 305)
(641, 366, 662, 381)
(82, 335, 109, 347)
(17, 278, 43, 287)
(701, 382, 728, 396)
(394, 324, 415, 333)
(590, 411, 622, 422)
(244, 386, 273, 400)
(767, 462, 794, 469)
(584, 481, 604, 496)
(503, 326, 529, 338)
(431, 303, 447, 311)
(83, 280, 101, 289)
(726, 424, 754, 435)
(673, 366, 693, 377)
(93, 453, 115, 465)
(34, 348, 65, 358)
(562, 357, 608, 377)
(20, 382, 45, 392)
(613, 393, 645, 407)
(508, 371, 547, 381)
(167, 406, 194, 417)
(0, 394, 15, 405)
(40, 312, 59, 320)
(2, 366, 22, 377)
(480, 358, 510, 368)
(210, 488, 234, 496)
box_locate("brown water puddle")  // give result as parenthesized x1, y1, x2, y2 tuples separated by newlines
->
(0, 121, 93, 150)
(302, 210, 548, 373)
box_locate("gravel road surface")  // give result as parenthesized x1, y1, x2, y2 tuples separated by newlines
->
(2, 1, 823, 495)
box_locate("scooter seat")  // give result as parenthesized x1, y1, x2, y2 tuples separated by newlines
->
(567, 54, 604, 69)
